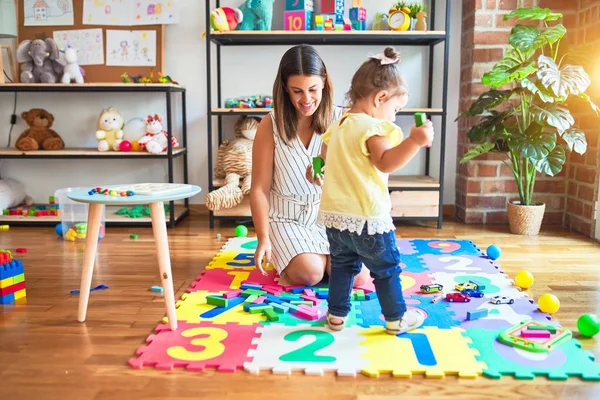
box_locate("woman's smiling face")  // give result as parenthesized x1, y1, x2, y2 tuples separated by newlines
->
(286, 74, 324, 117)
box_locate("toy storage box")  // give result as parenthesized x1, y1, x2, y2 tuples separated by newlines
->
(55, 187, 106, 241)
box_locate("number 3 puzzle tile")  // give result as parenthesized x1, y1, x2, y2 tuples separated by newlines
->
(244, 325, 368, 377)
(128, 322, 261, 372)
(358, 326, 486, 378)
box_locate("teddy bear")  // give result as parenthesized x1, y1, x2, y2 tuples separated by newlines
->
(138, 114, 179, 154)
(205, 116, 259, 211)
(15, 108, 65, 151)
(95, 106, 124, 151)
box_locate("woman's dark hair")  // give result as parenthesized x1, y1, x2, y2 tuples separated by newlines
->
(272, 44, 334, 146)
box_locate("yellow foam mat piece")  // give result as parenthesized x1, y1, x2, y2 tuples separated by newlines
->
(359, 326, 487, 378)
(162, 290, 265, 326)
(205, 250, 275, 272)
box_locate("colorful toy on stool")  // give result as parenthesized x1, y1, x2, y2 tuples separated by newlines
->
(0, 250, 26, 304)
(577, 314, 600, 338)
(515, 270, 534, 289)
(538, 293, 560, 314)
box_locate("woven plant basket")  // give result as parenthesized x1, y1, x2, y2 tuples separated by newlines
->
(507, 201, 545, 236)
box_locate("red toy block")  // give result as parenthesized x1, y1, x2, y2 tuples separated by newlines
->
(521, 328, 552, 338)
(16, 248, 26, 254)
(0, 280, 26, 296)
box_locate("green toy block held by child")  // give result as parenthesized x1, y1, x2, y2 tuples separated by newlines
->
(312, 156, 324, 179)
(414, 112, 426, 127)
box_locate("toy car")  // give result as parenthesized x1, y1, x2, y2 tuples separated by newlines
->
(455, 281, 479, 291)
(446, 292, 471, 303)
(490, 295, 515, 305)
(461, 288, 484, 298)
(420, 283, 443, 293)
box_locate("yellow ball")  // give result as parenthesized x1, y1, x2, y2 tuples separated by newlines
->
(538, 293, 560, 314)
(515, 270, 534, 289)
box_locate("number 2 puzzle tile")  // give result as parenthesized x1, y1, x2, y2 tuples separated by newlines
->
(244, 324, 367, 377)
(359, 326, 486, 378)
(128, 321, 261, 372)
(419, 254, 502, 275)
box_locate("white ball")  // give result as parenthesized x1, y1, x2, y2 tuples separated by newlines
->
(123, 118, 147, 142)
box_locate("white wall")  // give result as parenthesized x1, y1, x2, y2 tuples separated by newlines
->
(0, 0, 461, 205)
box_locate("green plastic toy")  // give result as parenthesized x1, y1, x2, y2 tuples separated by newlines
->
(312, 156, 324, 179)
(235, 225, 248, 237)
(577, 314, 600, 338)
(414, 112, 427, 127)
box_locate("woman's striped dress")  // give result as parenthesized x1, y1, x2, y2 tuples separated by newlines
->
(268, 108, 343, 276)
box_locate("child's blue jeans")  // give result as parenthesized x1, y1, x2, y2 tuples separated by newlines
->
(326, 226, 407, 321)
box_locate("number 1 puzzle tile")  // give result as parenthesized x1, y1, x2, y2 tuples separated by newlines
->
(359, 326, 486, 378)
(244, 324, 367, 376)
(128, 322, 261, 372)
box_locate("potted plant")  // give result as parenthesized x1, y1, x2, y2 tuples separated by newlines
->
(457, 6, 599, 235)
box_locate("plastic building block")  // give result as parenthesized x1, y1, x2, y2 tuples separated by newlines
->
(315, 14, 324, 30)
(349, 7, 366, 21)
(415, 112, 427, 127)
(288, 286, 308, 294)
(351, 20, 367, 30)
(365, 292, 377, 300)
(528, 325, 558, 333)
(271, 303, 289, 313)
(466, 308, 489, 321)
(130, 234, 139, 239)
(280, 293, 301, 301)
(244, 294, 258, 304)
(316, 290, 329, 299)
(206, 295, 228, 307)
(286, 0, 314, 11)
(249, 305, 272, 314)
(264, 294, 284, 304)
(290, 300, 313, 306)
(150, 285, 163, 293)
(303, 288, 315, 297)
(295, 305, 320, 320)
(521, 329, 552, 338)
(263, 307, 280, 322)
(300, 295, 319, 305)
(284, 10, 313, 30)
(240, 283, 263, 290)
(223, 289, 242, 298)
(263, 286, 283, 296)
(70, 284, 108, 294)
(242, 288, 266, 297)
(16, 248, 26, 253)
(355, 289, 366, 301)
(252, 296, 266, 304)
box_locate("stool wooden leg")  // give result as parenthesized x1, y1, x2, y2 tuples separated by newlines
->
(77, 203, 104, 322)
(150, 201, 178, 330)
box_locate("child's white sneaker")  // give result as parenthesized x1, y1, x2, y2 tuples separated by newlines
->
(385, 309, 425, 335)
(326, 313, 346, 331)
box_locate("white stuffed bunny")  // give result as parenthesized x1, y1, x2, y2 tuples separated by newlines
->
(60, 46, 85, 84)
(138, 114, 179, 154)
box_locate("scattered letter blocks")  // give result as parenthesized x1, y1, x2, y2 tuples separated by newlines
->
(0, 251, 26, 304)
(284, 10, 313, 31)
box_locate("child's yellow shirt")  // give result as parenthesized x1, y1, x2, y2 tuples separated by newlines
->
(317, 113, 403, 235)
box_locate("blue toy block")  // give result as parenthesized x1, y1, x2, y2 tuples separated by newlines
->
(351, 20, 367, 30)
(349, 7, 366, 21)
(240, 283, 263, 290)
(0, 292, 15, 304)
(289, 286, 310, 294)
(365, 292, 378, 300)
(335, 0, 344, 15)
(467, 308, 489, 321)
(316, 290, 329, 299)
(0, 260, 24, 280)
(271, 303, 290, 313)
(286, 0, 314, 11)
(280, 301, 300, 312)
(264, 294, 284, 304)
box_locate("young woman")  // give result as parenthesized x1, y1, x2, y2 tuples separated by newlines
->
(250, 44, 370, 286)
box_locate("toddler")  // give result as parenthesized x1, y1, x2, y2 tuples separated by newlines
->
(307, 47, 434, 335)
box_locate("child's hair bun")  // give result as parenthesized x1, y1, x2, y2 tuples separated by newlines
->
(383, 47, 400, 63)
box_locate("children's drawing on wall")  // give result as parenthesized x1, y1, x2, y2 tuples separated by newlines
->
(24, 0, 74, 26)
(134, 0, 179, 24)
(106, 30, 156, 67)
(82, 0, 179, 26)
(53, 28, 104, 65)
(82, 0, 131, 26)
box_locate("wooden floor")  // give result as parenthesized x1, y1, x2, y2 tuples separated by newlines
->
(1, 210, 599, 400)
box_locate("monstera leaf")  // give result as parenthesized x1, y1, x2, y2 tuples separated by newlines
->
(532, 104, 574, 134)
(520, 77, 556, 103)
(520, 131, 557, 160)
(466, 111, 511, 143)
(578, 93, 600, 115)
(482, 47, 536, 87)
(535, 145, 566, 176)
(459, 89, 515, 118)
(460, 142, 496, 164)
(509, 25, 565, 53)
(504, 6, 562, 22)
(562, 128, 587, 154)
(537, 55, 591, 98)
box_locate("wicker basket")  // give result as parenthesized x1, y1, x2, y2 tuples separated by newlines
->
(507, 201, 546, 236)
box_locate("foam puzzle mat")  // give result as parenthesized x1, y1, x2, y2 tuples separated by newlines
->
(128, 237, 600, 380)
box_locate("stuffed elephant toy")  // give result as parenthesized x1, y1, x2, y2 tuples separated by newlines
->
(236, 0, 275, 31)
(16, 38, 64, 84)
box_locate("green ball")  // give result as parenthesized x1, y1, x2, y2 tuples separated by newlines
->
(234, 225, 248, 237)
(577, 314, 600, 338)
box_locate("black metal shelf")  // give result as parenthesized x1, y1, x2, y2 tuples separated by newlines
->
(205, 0, 451, 229)
(0, 147, 187, 159)
(0, 84, 190, 228)
(208, 30, 447, 46)
(0, 83, 185, 93)
(210, 108, 444, 117)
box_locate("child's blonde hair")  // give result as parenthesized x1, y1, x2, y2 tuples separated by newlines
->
(346, 47, 409, 106)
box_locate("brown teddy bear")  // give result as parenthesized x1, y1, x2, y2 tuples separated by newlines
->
(16, 109, 65, 151)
